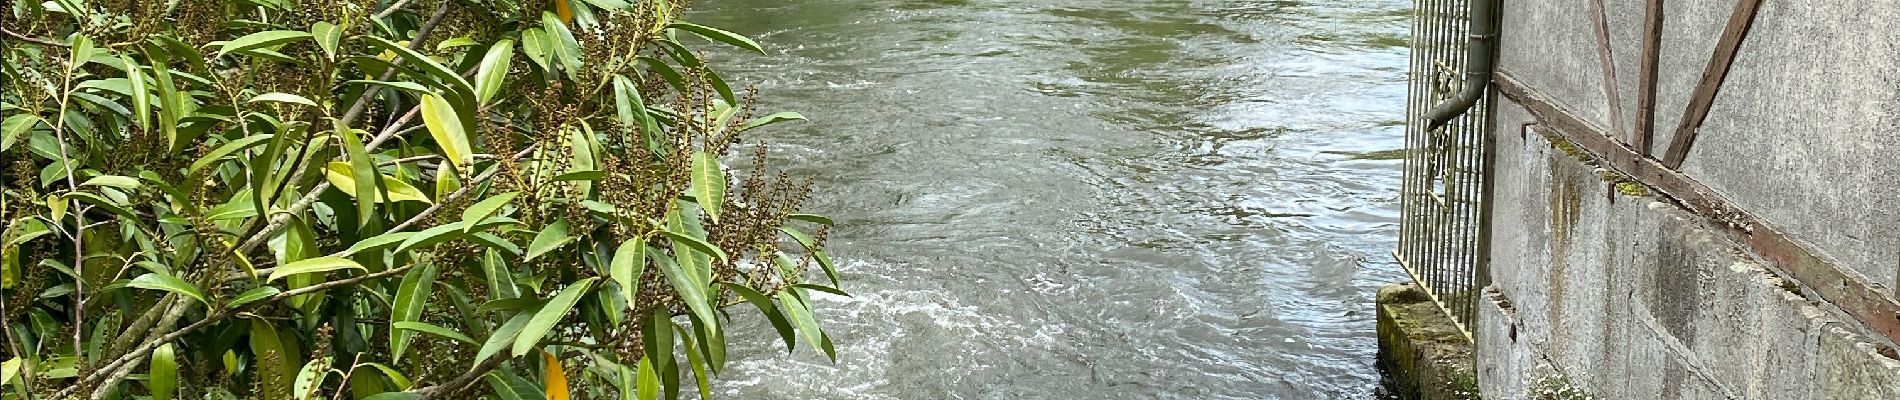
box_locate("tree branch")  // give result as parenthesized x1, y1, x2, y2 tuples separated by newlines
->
(1, 27, 65, 47)
(56, 264, 418, 398)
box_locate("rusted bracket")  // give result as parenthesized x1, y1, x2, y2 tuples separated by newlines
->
(1634, 0, 1664, 154)
(1661, 0, 1765, 168)
(1495, 70, 1900, 345)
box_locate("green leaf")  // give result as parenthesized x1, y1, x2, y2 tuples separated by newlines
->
(635, 357, 659, 400)
(324, 162, 434, 203)
(293, 357, 330, 400)
(128, 273, 208, 305)
(550, 170, 603, 182)
(361, 36, 474, 99)
(268, 257, 366, 282)
(720, 282, 796, 351)
(146, 45, 186, 152)
(610, 239, 647, 307)
(249, 321, 294, 398)
(121, 55, 153, 130)
(360, 362, 413, 390)
(540, 12, 584, 81)
(668, 21, 765, 54)
(187, 133, 272, 173)
(520, 29, 553, 73)
(393, 321, 475, 345)
(476, 305, 537, 363)
(229, 286, 282, 308)
(420, 94, 475, 171)
(341, 232, 417, 256)
(787, 213, 834, 225)
(474, 39, 515, 104)
(511, 277, 597, 357)
(311, 22, 342, 58)
(739, 111, 807, 132)
(0, 114, 41, 153)
(690, 151, 726, 224)
(652, 252, 717, 338)
(250, 92, 317, 107)
(780, 227, 840, 286)
(363, 393, 422, 400)
(659, 229, 727, 263)
(791, 283, 851, 297)
(150, 343, 178, 400)
(81, 175, 141, 189)
(436, 37, 479, 51)
(459, 191, 518, 232)
(217, 30, 313, 58)
(337, 126, 378, 229)
(524, 219, 575, 261)
(391, 263, 439, 363)
(394, 220, 473, 253)
(779, 292, 834, 361)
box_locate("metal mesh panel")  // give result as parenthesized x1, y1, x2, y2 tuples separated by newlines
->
(1398, 0, 1490, 339)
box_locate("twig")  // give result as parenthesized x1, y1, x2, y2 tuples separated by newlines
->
(414, 351, 510, 398)
(1, 27, 64, 47)
(372, 0, 417, 20)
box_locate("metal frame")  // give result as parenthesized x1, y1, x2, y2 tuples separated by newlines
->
(1399, 0, 1493, 341)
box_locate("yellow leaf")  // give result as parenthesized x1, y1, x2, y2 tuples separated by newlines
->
(543, 350, 570, 400)
(554, 0, 574, 26)
(419, 94, 474, 172)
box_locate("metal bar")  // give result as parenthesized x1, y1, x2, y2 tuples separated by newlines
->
(1634, 0, 1665, 155)
(1495, 69, 1900, 345)
(1662, 0, 1765, 168)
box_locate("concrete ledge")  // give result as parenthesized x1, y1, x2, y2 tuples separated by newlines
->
(1378, 283, 1480, 400)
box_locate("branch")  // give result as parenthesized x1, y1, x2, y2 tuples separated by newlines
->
(414, 352, 510, 398)
(57, 265, 417, 398)
(1, 27, 64, 47)
(234, 1, 454, 255)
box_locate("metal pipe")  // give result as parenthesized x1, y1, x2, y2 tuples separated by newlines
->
(1422, 0, 1501, 131)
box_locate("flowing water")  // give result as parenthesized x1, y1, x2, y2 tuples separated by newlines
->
(690, 0, 1413, 398)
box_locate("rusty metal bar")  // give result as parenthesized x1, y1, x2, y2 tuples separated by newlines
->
(1662, 0, 1765, 168)
(1495, 69, 1900, 345)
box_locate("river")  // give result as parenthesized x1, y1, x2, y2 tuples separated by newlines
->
(688, 0, 1413, 398)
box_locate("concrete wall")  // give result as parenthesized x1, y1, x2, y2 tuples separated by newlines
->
(1477, 116, 1900, 399)
(1473, 0, 1900, 398)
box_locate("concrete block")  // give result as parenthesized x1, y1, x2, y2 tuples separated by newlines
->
(1817, 326, 1900, 399)
(1377, 284, 1480, 400)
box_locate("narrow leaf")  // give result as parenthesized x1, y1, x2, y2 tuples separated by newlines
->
(690, 151, 726, 224)
(420, 94, 474, 171)
(391, 263, 440, 363)
(460, 191, 519, 232)
(393, 321, 475, 345)
(311, 22, 341, 58)
(474, 39, 516, 104)
(229, 286, 282, 308)
(524, 219, 575, 261)
(720, 282, 796, 351)
(122, 55, 152, 130)
(543, 351, 570, 400)
(250, 92, 317, 107)
(739, 111, 807, 131)
(511, 277, 598, 356)
(610, 239, 647, 307)
(0, 114, 41, 152)
(659, 229, 727, 263)
(268, 257, 366, 282)
(668, 21, 765, 54)
(187, 134, 273, 173)
(150, 343, 178, 400)
(217, 30, 313, 58)
(128, 273, 208, 305)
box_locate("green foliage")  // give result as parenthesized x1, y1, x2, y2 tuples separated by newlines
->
(0, 0, 842, 398)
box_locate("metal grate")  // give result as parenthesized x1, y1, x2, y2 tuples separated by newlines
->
(1397, 0, 1492, 340)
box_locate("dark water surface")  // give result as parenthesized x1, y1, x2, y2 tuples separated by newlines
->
(690, 0, 1412, 398)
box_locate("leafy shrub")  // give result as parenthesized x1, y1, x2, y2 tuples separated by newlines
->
(0, 0, 842, 398)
